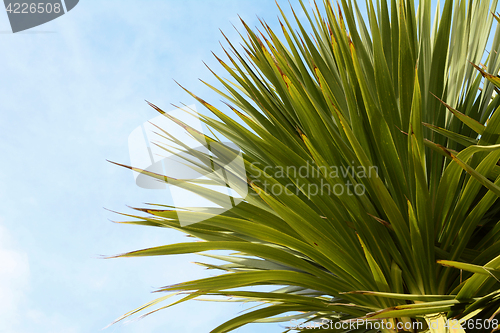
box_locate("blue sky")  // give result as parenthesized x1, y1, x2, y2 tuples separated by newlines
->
(0, 1, 302, 332)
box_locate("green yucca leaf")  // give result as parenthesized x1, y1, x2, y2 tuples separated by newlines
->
(110, 0, 500, 331)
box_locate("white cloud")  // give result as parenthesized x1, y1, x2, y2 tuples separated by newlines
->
(0, 223, 30, 332)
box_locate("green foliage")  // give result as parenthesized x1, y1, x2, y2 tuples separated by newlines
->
(111, 0, 500, 331)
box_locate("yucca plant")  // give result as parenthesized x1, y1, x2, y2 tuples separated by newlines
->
(110, 0, 500, 332)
